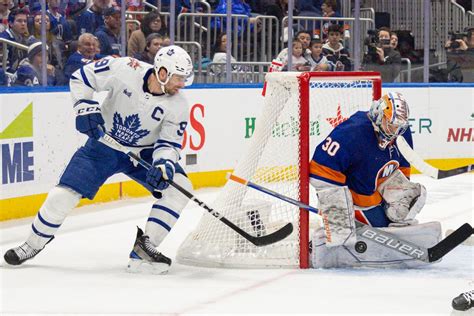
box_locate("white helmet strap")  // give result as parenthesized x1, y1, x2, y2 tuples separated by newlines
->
(156, 67, 170, 94)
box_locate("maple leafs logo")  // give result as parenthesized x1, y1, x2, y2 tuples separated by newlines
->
(326, 104, 349, 128)
(110, 112, 150, 145)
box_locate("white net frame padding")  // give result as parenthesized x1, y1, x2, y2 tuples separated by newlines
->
(176, 71, 382, 268)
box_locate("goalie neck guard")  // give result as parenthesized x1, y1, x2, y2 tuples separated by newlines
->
(369, 92, 410, 149)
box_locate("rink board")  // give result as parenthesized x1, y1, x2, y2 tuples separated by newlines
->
(1, 84, 473, 220)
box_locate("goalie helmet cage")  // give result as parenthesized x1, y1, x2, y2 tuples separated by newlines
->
(177, 71, 382, 269)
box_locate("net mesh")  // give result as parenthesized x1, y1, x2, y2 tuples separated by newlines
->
(176, 72, 378, 268)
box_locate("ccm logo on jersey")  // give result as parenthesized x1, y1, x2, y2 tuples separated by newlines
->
(361, 229, 425, 259)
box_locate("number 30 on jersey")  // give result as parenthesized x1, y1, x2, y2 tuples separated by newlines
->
(321, 137, 340, 156)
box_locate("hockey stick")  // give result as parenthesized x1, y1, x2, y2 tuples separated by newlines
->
(228, 173, 473, 262)
(97, 132, 293, 247)
(396, 136, 474, 179)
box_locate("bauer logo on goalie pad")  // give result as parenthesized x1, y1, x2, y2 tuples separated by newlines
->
(361, 229, 425, 259)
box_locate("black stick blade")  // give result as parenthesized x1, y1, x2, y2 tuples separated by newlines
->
(246, 223, 294, 247)
(428, 223, 473, 262)
(438, 165, 474, 179)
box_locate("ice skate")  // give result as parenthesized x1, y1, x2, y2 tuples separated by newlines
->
(4, 242, 44, 266)
(127, 227, 171, 275)
(452, 290, 474, 311)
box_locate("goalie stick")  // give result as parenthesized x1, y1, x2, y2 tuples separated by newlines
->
(98, 132, 293, 247)
(396, 136, 474, 179)
(228, 173, 473, 263)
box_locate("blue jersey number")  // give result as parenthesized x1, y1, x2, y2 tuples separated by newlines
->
(94, 59, 110, 73)
(177, 122, 188, 136)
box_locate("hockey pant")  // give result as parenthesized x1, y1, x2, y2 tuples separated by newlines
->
(311, 221, 442, 269)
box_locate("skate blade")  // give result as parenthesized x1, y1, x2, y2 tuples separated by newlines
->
(126, 258, 169, 275)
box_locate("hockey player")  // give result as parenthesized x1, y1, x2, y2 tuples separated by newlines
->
(4, 45, 194, 274)
(310, 92, 441, 268)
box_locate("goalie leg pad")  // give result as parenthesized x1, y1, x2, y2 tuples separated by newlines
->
(377, 169, 427, 225)
(316, 186, 357, 247)
(311, 221, 442, 268)
(145, 173, 192, 247)
(27, 185, 81, 249)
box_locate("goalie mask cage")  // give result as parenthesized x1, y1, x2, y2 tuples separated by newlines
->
(177, 72, 382, 269)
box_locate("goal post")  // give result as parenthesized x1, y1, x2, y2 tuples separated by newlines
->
(177, 71, 382, 269)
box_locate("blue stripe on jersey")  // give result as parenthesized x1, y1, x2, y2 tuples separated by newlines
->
(71, 75, 78, 80)
(147, 217, 171, 231)
(152, 204, 180, 219)
(31, 224, 54, 238)
(37, 212, 61, 228)
(155, 139, 182, 149)
(73, 99, 100, 108)
(80, 67, 93, 89)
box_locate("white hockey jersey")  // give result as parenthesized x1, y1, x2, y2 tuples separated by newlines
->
(70, 56, 189, 164)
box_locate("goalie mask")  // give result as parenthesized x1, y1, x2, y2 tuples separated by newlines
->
(369, 92, 410, 149)
(154, 45, 194, 89)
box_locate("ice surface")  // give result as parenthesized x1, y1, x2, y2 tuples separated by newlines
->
(1, 174, 472, 315)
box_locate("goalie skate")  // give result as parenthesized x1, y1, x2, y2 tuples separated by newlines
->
(4, 242, 44, 266)
(452, 290, 474, 311)
(127, 227, 171, 275)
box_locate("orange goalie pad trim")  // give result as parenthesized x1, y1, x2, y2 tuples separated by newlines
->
(309, 160, 346, 184)
(350, 190, 383, 208)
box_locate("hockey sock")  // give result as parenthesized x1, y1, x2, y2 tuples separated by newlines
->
(27, 186, 81, 249)
(144, 174, 192, 247)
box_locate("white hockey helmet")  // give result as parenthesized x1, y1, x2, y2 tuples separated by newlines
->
(369, 92, 410, 148)
(153, 45, 194, 87)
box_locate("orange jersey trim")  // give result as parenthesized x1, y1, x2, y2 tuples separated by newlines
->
(350, 189, 383, 208)
(309, 160, 346, 184)
(399, 166, 411, 178)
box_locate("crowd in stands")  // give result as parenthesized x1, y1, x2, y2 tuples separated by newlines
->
(0, 0, 473, 86)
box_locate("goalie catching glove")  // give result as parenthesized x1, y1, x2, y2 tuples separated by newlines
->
(377, 169, 427, 226)
(75, 100, 105, 140)
(146, 158, 175, 191)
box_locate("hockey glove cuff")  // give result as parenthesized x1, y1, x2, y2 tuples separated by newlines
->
(75, 100, 104, 140)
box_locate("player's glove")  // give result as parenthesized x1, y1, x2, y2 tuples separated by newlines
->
(75, 101, 105, 140)
(146, 159, 175, 191)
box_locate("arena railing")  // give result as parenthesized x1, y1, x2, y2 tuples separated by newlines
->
(176, 13, 279, 62)
(205, 61, 270, 84)
(0, 38, 28, 71)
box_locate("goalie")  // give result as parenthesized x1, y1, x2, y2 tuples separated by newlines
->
(309, 92, 441, 268)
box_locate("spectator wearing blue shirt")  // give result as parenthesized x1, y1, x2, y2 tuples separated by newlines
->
(13, 41, 58, 86)
(76, 0, 110, 35)
(46, 0, 74, 43)
(0, 8, 29, 72)
(63, 32, 101, 80)
(94, 6, 121, 56)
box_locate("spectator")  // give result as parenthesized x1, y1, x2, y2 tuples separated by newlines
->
(133, 33, 162, 64)
(0, 0, 12, 33)
(127, 11, 167, 57)
(318, 0, 341, 40)
(307, 38, 329, 71)
(46, 0, 74, 43)
(13, 41, 58, 86)
(276, 30, 311, 64)
(94, 6, 121, 56)
(280, 39, 310, 71)
(211, 32, 236, 62)
(212, 0, 257, 36)
(63, 32, 101, 80)
(442, 28, 474, 82)
(363, 27, 401, 82)
(0, 8, 29, 72)
(76, 0, 110, 35)
(390, 31, 398, 50)
(322, 24, 351, 71)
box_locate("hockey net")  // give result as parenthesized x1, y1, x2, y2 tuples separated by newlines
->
(177, 72, 382, 268)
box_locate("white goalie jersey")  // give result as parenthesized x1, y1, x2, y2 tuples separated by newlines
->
(69, 56, 189, 163)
